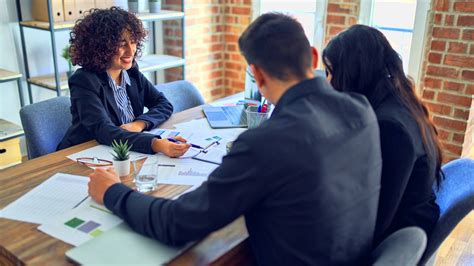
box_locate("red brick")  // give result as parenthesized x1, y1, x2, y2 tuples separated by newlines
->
(328, 3, 352, 14)
(466, 85, 474, 95)
(437, 92, 472, 107)
(458, 15, 474, 26)
(454, 108, 470, 120)
(422, 90, 436, 100)
(431, 40, 446, 51)
(428, 52, 442, 64)
(443, 142, 463, 155)
(462, 70, 474, 81)
(454, 2, 474, 13)
(427, 102, 453, 116)
(444, 55, 474, 68)
(433, 116, 467, 131)
(437, 129, 451, 141)
(434, 14, 443, 25)
(426, 65, 459, 79)
(446, 15, 455, 26)
(435, 0, 450, 11)
(463, 30, 474, 41)
(433, 27, 461, 39)
(231, 7, 250, 15)
(424, 77, 443, 89)
(327, 15, 346, 25)
(452, 133, 465, 144)
(443, 81, 465, 92)
(329, 26, 344, 36)
(470, 44, 474, 55)
(448, 42, 468, 53)
(211, 88, 223, 96)
(225, 70, 239, 79)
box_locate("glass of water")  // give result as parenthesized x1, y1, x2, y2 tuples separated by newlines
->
(132, 156, 158, 193)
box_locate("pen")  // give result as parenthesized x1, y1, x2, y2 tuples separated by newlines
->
(167, 138, 204, 149)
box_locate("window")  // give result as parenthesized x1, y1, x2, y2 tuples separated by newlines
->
(359, 0, 430, 85)
(253, 0, 327, 68)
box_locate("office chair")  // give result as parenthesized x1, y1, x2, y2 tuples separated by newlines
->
(20, 96, 72, 159)
(420, 158, 474, 265)
(371, 226, 427, 265)
(155, 80, 205, 113)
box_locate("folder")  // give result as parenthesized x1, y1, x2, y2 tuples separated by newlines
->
(32, 0, 64, 22)
(76, 0, 95, 18)
(63, 0, 77, 21)
(66, 223, 189, 264)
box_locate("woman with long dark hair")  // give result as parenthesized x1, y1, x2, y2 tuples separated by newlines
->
(322, 24, 443, 244)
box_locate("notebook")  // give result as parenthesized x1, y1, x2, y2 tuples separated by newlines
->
(66, 223, 189, 265)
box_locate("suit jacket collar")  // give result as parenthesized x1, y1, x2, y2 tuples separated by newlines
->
(272, 77, 330, 116)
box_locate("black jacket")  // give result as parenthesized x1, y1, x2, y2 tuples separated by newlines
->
(58, 64, 173, 154)
(372, 89, 440, 244)
(104, 77, 382, 265)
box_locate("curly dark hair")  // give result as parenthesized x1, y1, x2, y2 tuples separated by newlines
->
(69, 7, 147, 72)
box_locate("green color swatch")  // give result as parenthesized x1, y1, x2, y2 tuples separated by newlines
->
(65, 217, 85, 228)
(90, 229, 103, 237)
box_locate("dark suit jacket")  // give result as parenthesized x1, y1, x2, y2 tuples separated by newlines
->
(104, 77, 382, 265)
(58, 64, 173, 154)
(372, 88, 440, 245)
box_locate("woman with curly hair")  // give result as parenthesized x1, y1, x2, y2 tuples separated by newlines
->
(58, 7, 190, 157)
(322, 24, 444, 245)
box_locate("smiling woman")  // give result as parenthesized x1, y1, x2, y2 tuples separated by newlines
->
(57, 7, 190, 157)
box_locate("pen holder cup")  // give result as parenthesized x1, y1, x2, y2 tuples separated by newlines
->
(245, 106, 270, 129)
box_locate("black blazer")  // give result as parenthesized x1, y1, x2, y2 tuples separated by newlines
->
(58, 64, 173, 154)
(103, 77, 382, 265)
(372, 89, 440, 244)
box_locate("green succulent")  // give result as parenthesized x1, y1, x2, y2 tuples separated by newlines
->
(111, 139, 132, 161)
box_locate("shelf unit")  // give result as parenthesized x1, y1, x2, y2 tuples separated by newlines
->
(16, 1, 186, 103)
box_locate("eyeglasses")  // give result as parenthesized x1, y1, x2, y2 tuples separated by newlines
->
(76, 157, 113, 167)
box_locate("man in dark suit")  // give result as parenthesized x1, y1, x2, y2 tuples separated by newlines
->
(88, 13, 382, 265)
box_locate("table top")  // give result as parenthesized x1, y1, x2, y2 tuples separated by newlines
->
(0, 100, 254, 265)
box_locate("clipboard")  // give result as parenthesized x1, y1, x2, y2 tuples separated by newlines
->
(191, 140, 226, 165)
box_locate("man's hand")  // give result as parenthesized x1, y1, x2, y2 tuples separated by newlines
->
(152, 136, 191, 158)
(88, 167, 121, 205)
(120, 120, 147, 132)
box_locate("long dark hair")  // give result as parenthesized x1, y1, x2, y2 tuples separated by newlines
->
(322, 24, 444, 188)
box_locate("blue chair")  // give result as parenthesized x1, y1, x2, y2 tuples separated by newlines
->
(371, 227, 427, 265)
(155, 80, 205, 113)
(20, 96, 72, 159)
(420, 158, 474, 264)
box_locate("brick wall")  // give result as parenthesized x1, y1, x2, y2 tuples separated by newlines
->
(420, 0, 474, 161)
(162, 0, 251, 101)
(325, 0, 360, 44)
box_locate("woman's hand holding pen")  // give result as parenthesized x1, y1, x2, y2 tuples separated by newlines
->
(152, 136, 191, 158)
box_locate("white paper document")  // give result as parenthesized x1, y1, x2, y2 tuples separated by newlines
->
(38, 198, 123, 246)
(0, 173, 89, 224)
(154, 155, 218, 185)
(67, 145, 148, 168)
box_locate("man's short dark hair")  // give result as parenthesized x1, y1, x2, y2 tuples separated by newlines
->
(238, 13, 312, 81)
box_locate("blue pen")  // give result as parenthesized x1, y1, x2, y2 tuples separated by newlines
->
(167, 138, 204, 149)
(257, 105, 262, 113)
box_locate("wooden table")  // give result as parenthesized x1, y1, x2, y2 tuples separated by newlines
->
(0, 104, 255, 265)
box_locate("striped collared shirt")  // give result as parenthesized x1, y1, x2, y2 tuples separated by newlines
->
(107, 70, 135, 124)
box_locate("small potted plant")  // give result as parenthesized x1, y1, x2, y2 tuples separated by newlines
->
(111, 139, 132, 176)
(62, 44, 74, 78)
(149, 0, 161, 13)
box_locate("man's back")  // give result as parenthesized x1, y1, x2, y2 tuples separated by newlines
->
(231, 77, 382, 265)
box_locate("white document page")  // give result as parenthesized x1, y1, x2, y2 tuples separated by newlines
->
(38, 198, 123, 246)
(154, 155, 218, 185)
(0, 173, 89, 224)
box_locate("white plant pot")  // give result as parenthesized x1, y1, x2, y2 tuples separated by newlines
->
(113, 159, 131, 177)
